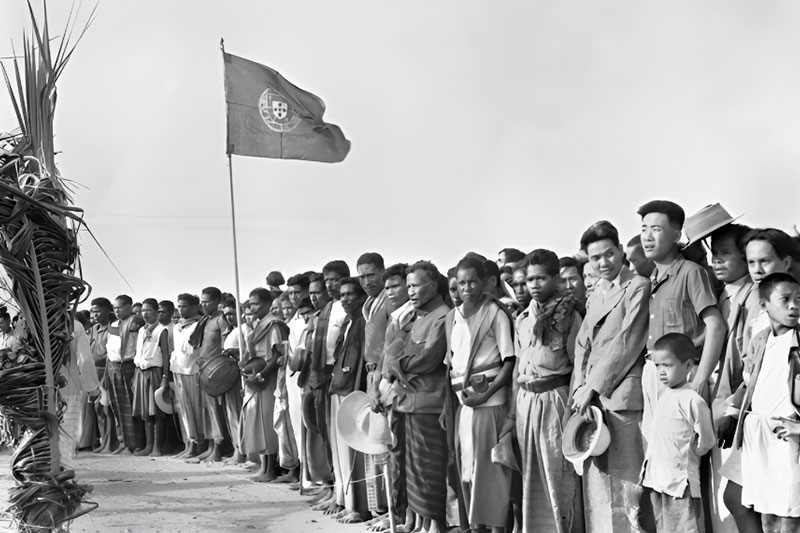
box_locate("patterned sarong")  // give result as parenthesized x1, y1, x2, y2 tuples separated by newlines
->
(405, 413, 448, 521)
(106, 360, 144, 451)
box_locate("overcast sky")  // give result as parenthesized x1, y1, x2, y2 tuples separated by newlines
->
(2, 1, 799, 304)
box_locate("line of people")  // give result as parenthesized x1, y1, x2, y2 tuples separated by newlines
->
(69, 199, 800, 533)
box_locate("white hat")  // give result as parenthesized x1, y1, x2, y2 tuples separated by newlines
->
(561, 406, 610, 474)
(154, 383, 175, 415)
(336, 391, 393, 455)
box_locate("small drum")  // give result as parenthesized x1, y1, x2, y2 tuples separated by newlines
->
(241, 357, 268, 392)
(198, 355, 240, 397)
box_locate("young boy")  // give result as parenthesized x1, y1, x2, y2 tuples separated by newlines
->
(731, 272, 800, 532)
(641, 333, 716, 533)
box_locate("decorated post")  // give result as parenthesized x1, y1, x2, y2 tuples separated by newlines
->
(0, 2, 95, 531)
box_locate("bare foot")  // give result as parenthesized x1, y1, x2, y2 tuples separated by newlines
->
(274, 470, 299, 483)
(133, 446, 152, 457)
(250, 472, 277, 483)
(323, 504, 343, 516)
(111, 443, 128, 455)
(339, 511, 364, 524)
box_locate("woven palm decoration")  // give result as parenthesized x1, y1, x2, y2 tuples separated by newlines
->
(0, 2, 96, 531)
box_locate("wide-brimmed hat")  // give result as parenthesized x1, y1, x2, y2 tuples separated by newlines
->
(336, 391, 393, 455)
(562, 406, 611, 470)
(154, 383, 174, 415)
(683, 203, 743, 248)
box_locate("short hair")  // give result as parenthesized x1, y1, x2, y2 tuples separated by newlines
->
(525, 249, 560, 277)
(296, 297, 314, 311)
(115, 295, 133, 306)
(483, 260, 501, 288)
(339, 276, 366, 296)
(201, 287, 222, 301)
(91, 297, 113, 311)
(356, 252, 385, 270)
(141, 298, 158, 311)
(287, 274, 311, 289)
(221, 295, 237, 308)
(559, 256, 584, 277)
(653, 332, 695, 363)
(498, 248, 526, 264)
(308, 272, 325, 284)
(249, 287, 274, 305)
(266, 271, 285, 286)
(158, 300, 175, 315)
(626, 235, 643, 248)
(758, 272, 799, 301)
(322, 260, 350, 278)
(176, 293, 199, 306)
(710, 223, 752, 254)
(579, 220, 620, 251)
(383, 263, 409, 283)
(637, 200, 685, 229)
(76, 310, 91, 329)
(407, 261, 442, 285)
(455, 253, 487, 279)
(743, 228, 795, 260)
(132, 302, 142, 309)
(510, 260, 527, 274)
(446, 266, 458, 279)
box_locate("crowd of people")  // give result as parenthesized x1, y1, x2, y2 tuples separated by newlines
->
(38, 199, 800, 533)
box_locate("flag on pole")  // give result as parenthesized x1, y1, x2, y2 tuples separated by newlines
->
(223, 52, 351, 163)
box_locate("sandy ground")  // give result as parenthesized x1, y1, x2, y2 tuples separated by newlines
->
(0, 449, 372, 533)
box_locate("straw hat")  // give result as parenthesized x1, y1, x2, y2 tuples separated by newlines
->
(683, 203, 743, 248)
(154, 383, 174, 415)
(562, 406, 611, 470)
(336, 391, 393, 455)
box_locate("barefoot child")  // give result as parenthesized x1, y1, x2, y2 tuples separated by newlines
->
(731, 272, 800, 532)
(641, 333, 716, 533)
(132, 298, 170, 456)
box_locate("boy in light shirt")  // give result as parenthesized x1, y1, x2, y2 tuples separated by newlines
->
(641, 333, 715, 533)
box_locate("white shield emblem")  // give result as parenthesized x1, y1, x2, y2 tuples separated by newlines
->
(259, 89, 301, 132)
(271, 100, 288, 120)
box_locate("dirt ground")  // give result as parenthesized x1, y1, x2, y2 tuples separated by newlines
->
(0, 449, 370, 533)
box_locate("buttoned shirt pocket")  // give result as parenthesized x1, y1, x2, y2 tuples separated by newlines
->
(662, 298, 684, 330)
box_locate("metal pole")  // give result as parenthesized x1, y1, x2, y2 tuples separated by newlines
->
(227, 154, 246, 357)
(382, 460, 396, 533)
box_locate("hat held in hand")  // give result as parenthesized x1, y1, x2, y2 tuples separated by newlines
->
(336, 391, 393, 455)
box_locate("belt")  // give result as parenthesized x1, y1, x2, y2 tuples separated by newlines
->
(520, 373, 570, 393)
(452, 375, 496, 393)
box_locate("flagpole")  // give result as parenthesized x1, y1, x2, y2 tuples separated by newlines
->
(222, 38, 246, 361)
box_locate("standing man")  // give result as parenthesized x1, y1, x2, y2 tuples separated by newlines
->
(571, 221, 652, 532)
(240, 287, 289, 482)
(329, 277, 370, 524)
(384, 261, 450, 533)
(189, 286, 236, 463)
(106, 295, 144, 454)
(305, 273, 336, 509)
(172, 294, 205, 459)
(638, 200, 725, 436)
(446, 254, 515, 533)
(512, 249, 582, 533)
(89, 297, 115, 453)
(276, 273, 311, 482)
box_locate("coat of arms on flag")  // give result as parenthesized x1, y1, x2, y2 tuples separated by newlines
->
(223, 51, 350, 162)
(259, 89, 301, 132)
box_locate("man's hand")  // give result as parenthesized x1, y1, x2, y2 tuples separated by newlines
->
(461, 388, 489, 408)
(570, 385, 597, 421)
(499, 417, 516, 439)
(771, 416, 800, 442)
